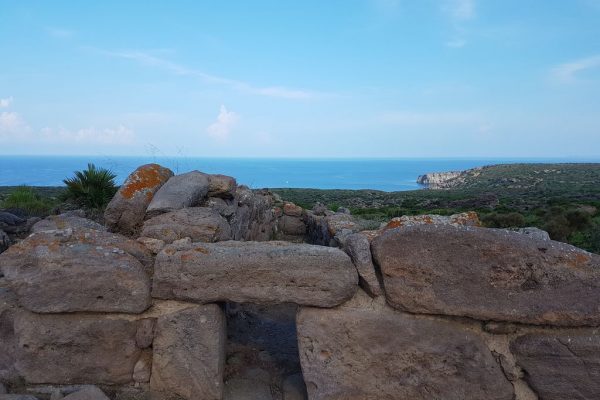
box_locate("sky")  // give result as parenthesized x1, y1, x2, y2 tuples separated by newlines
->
(1, 0, 599, 158)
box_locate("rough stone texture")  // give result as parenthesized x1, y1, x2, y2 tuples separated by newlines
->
(305, 212, 378, 247)
(383, 211, 481, 230)
(136, 236, 165, 254)
(146, 171, 210, 215)
(0, 230, 10, 254)
(224, 378, 272, 400)
(208, 174, 237, 198)
(133, 351, 152, 383)
(150, 304, 226, 400)
(153, 241, 357, 307)
(13, 311, 141, 384)
(61, 386, 110, 400)
(513, 227, 551, 241)
(0, 280, 18, 383)
(372, 225, 600, 326)
(511, 330, 600, 399)
(283, 203, 303, 217)
(31, 215, 106, 233)
(282, 374, 308, 400)
(141, 207, 232, 244)
(104, 163, 173, 235)
(229, 187, 277, 242)
(297, 290, 514, 400)
(0, 228, 151, 313)
(343, 233, 382, 297)
(0, 395, 39, 400)
(278, 215, 306, 236)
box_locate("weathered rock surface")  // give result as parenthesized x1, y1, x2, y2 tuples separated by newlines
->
(283, 203, 303, 217)
(224, 378, 272, 400)
(343, 233, 381, 297)
(417, 170, 464, 188)
(229, 187, 276, 242)
(383, 211, 481, 230)
(150, 304, 225, 400)
(372, 225, 600, 326)
(513, 227, 551, 241)
(510, 330, 600, 399)
(297, 290, 514, 400)
(146, 171, 210, 215)
(13, 311, 141, 384)
(31, 214, 106, 233)
(0, 228, 151, 313)
(0, 280, 18, 383)
(104, 163, 173, 235)
(278, 215, 306, 236)
(208, 174, 237, 198)
(0, 230, 9, 254)
(141, 207, 232, 244)
(0, 395, 39, 400)
(61, 386, 110, 400)
(153, 241, 357, 306)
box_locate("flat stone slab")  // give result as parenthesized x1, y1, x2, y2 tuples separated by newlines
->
(153, 241, 357, 307)
(150, 304, 225, 400)
(372, 225, 600, 326)
(0, 228, 152, 313)
(510, 330, 600, 399)
(146, 171, 210, 215)
(141, 207, 232, 244)
(296, 290, 513, 400)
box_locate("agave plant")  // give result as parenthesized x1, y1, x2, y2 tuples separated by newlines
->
(62, 163, 118, 209)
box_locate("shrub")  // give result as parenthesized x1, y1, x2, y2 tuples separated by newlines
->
(62, 163, 118, 209)
(481, 212, 526, 228)
(0, 186, 55, 216)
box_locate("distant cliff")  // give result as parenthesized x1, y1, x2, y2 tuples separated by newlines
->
(417, 170, 466, 188)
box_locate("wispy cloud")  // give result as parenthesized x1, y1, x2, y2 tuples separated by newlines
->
(40, 125, 135, 145)
(550, 55, 600, 83)
(442, 0, 476, 48)
(207, 105, 239, 141)
(98, 49, 319, 100)
(0, 97, 13, 108)
(46, 27, 74, 38)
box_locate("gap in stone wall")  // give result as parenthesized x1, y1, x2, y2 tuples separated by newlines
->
(224, 302, 308, 400)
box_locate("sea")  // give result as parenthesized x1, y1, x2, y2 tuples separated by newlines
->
(0, 156, 597, 192)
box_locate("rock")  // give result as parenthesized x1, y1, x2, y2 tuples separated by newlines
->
(383, 211, 480, 230)
(297, 290, 513, 400)
(417, 170, 465, 188)
(0, 395, 39, 400)
(136, 236, 165, 254)
(278, 215, 306, 236)
(0, 280, 18, 383)
(283, 203, 303, 217)
(372, 225, 600, 326)
(513, 227, 551, 241)
(135, 318, 155, 349)
(208, 174, 237, 198)
(229, 187, 277, 242)
(0, 228, 151, 313)
(153, 241, 357, 307)
(13, 310, 141, 384)
(31, 215, 106, 233)
(203, 197, 237, 218)
(510, 330, 600, 399)
(311, 202, 327, 216)
(141, 207, 232, 244)
(336, 207, 350, 215)
(0, 230, 9, 254)
(61, 386, 110, 400)
(0, 384, 5, 394)
(104, 163, 173, 235)
(343, 233, 382, 297)
(150, 304, 225, 400)
(146, 171, 210, 215)
(224, 378, 272, 400)
(282, 374, 307, 400)
(133, 351, 152, 383)
(49, 389, 62, 400)
(0, 212, 25, 227)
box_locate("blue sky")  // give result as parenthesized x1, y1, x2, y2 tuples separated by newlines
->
(1, 0, 599, 158)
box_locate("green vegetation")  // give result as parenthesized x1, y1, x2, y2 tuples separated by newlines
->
(0, 186, 58, 216)
(273, 163, 600, 254)
(62, 163, 118, 209)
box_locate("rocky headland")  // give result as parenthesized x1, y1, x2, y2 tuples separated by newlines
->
(1, 163, 600, 399)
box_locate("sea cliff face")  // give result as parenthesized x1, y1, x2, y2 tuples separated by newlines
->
(417, 171, 464, 188)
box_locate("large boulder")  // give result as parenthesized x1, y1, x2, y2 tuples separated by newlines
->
(0, 228, 152, 313)
(510, 330, 600, 399)
(13, 310, 142, 384)
(141, 207, 232, 244)
(0, 280, 18, 383)
(372, 225, 600, 326)
(208, 174, 237, 198)
(0, 230, 9, 254)
(31, 214, 106, 233)
(146, 171, 210, 216)
(104, 163, 173, 235)
(296, 290, 514, 400)
(342, 233, 381, 297)
(150, 304, 226, 400)
(61, 386, 110, 400)
(153, 241, 357, 307)
(229, 187, 276, 242)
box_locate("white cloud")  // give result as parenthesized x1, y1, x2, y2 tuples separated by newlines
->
(40, 125, 135, 145)
(0, 111, 32, 140)
(207, 105, 239, 141)
(550, 55, 600, 83)
(0, 97, 13, 108)
(98, 49, 321, 100)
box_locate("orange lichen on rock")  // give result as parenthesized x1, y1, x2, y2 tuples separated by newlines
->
(384, 212, 481, 231)
(120, 164, 173, 200)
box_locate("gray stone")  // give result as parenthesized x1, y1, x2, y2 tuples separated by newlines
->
(224, 378, 272, 400)
(62, 386, 110, 400)
(297, 290, 514, 400)
(0, 230, 8, 254)
(514, 227, 551, 241)
(13, 311, 141, 384)
(372, 225, 600, 326)
(343, 233, 382, 297)
(0, 396, 39, 400)
(208, 174, 237, 198)
(141, 207, 232, 244)
(0, 384, 5, 394)
(229, 187, 276, 241)
(135, 318, 155, 348)
(283, 203, 303, 217)
(153, 241, 357, 307)
(510, 330, 600, 399)
(31, 215, 105, 233)
(133, 351, 152, 383)
(104, 163, 174, 235)
(282, 374, 307, 400)
(278, 215, 306, 236)
(0, 212, 24, 227)
(0, 280, 17, 383)
(150, 304, 225, 400)
(146, 171, 210, 215)
(0, 228, 151, 313)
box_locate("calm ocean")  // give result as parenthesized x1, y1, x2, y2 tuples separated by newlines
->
(0, 156, 596, 192)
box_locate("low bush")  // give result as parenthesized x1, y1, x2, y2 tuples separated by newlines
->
(0, 186, 56, 216)
(62, 163, 118, 209)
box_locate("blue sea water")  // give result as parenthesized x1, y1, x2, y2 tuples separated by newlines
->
(0, 156, 597, 192)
